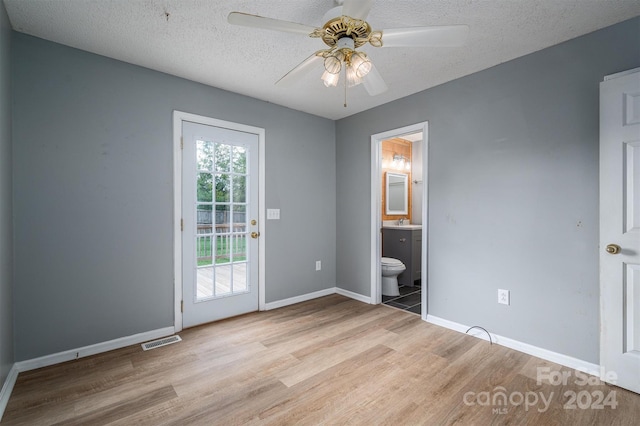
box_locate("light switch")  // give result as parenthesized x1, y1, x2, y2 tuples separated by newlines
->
(267, 209, 280, 220)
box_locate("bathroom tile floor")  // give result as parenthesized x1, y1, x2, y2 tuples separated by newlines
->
(382, 283, 421, 315)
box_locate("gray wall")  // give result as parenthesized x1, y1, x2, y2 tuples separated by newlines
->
(0, 1, 14, 384)
(336, 17, 640, 363)
(12, 33, 335, 360)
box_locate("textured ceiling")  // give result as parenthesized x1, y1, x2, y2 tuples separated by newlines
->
(4, 0, 640, 120)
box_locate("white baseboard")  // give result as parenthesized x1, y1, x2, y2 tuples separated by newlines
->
(264, 286, 373, 311)
(15, 326, 175, 373)
(264, 287, 336, 310)
(0, 364, 19, 421)
(426, 315, 600, 374)
(336, 287, 372, 304)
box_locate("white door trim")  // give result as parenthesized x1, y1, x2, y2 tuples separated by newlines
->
(370, 121, 429, 319)
(173, 111, 266, 332)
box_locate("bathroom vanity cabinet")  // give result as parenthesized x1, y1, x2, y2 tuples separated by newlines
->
(382, 227, 422, 287)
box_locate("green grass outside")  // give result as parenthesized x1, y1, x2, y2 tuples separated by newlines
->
(197, 235, 247, 266)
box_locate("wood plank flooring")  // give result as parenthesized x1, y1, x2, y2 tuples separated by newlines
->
(2, 295, 639, 425)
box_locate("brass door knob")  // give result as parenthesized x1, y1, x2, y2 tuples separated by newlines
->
(251, 231, 260, 239)
(605, 244, 621, 254)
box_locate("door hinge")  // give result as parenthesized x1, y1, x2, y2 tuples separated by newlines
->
(181, 300, 184, 313)
(181, 219, 183, 231)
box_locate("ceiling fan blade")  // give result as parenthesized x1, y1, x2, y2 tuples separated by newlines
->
(275, 52, 324, 87)
(341, 0, 374, 20)
(363, 63, 388, 96)
(381, 25, 469, 47)
(228, 12, 317, 36)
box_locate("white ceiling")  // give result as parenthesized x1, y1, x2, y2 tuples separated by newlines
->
(4, 0, 640, 120)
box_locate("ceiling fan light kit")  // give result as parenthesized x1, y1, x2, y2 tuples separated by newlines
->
(227, 0, 468, 106)
(322, 70, 340, 87)
(320, 37, 372, 90)
(323, 50, 344, 75)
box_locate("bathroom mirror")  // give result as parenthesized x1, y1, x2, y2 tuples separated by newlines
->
(386, 172, 408, 215)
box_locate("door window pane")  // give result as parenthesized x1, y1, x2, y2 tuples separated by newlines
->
(233, 175, 246, 203)
(197, 140, 214, 171)
(215, 206, 230, 229)
(215, 264, 232, 296)
(233, 204, 247, 227)
(232, 146, 247, 173)
(215, 174, 230, 203)
(215, 143, 231, 172)
(196, 266, 213, 299)
(197, 173, 212, 202)
(233, 263, 248, 292)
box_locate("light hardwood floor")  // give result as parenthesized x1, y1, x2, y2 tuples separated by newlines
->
(2, 295, 639, 425)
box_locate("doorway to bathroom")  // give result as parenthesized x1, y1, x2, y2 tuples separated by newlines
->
(371, 122, 428, 319)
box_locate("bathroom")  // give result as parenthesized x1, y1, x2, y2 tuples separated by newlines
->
(380, 131, 423, 314)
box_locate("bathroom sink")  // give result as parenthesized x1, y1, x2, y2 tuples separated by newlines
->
(382, 224, 422, 230)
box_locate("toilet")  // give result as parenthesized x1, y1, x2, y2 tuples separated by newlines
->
(381, 257, 406, 296)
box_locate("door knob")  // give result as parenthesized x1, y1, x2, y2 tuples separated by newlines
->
(605, 244, 621, 254)
(251, 231, 260, 239)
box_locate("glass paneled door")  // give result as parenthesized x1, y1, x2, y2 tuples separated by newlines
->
(182, 120, 259, 328)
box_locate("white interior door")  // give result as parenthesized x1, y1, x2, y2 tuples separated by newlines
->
(182, 120, 260, 328)
(600, 68, 640, 393)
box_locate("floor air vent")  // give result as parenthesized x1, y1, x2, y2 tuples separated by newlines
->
(141, 335, 182, 351)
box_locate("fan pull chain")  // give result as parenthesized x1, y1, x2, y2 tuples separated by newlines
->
(344, 69, 348, 108)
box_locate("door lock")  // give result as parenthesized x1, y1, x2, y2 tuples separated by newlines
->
(605, 244, 621, 254)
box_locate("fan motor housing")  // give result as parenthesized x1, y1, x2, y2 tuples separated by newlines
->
(321, 16, 371, 48)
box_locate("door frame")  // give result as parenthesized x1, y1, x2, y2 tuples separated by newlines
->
(371, 121, 429, 320)
(173, 110, 266, 332)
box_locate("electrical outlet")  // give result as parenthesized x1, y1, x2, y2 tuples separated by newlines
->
(498, 289, 510, 305)
(315, 261, 321, 271)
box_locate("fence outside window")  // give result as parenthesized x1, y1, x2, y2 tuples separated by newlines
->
(196, 209, 247, 265)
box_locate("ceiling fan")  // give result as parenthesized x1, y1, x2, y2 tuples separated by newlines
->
(228, 0, 468, 105)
